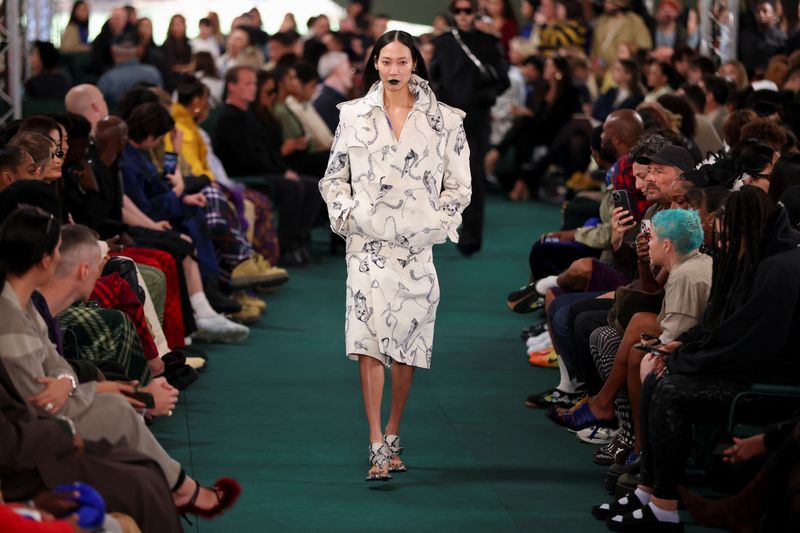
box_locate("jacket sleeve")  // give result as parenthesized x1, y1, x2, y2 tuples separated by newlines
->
(318, 111, 354, 238)
(667, 255, 799, 376)
(119, 152, 183, 221)
(439, 117, 472, 242)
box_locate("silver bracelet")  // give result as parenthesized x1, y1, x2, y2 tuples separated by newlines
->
(56, 373, 77, 396)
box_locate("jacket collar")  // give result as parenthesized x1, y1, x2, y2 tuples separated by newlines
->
(348, 74, 450, 133)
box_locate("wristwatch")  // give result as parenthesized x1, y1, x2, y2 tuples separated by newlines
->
(56, 373, 78, 396)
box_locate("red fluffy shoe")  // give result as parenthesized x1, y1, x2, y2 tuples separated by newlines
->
(178, 477, 241, 520)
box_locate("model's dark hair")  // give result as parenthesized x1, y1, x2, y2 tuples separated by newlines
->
(176, 74, 206, 106)
(0, 205, 61, 281)
(362, 31, 430, 95)
(706, 186, 776, 329)
(126, 103, 175, 142)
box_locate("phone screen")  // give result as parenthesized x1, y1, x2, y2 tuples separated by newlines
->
(164, 152, 178, 176)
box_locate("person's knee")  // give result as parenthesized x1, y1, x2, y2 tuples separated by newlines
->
(569, 257, 593, 278)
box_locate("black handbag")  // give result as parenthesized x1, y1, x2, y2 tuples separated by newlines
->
(102, 256, 146, 305)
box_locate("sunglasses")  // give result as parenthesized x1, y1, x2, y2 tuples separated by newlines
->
(451, 7, 474, 14)
(52, 149, 65, 159)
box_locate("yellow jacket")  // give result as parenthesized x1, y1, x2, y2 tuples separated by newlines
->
(166, 102, 215, 180)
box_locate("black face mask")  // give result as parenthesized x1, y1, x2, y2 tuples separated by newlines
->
(599, 138, 618, 164)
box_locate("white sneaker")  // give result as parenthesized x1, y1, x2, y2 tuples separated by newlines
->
(525, 331, 551, 349)
(195, 315, 250, 343)
(576, 425, 617, 445)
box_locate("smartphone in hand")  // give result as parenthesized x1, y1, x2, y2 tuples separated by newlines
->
(612, 190, 633, 213)
(163, 152, 178, 176)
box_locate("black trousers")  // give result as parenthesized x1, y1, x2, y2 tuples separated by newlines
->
(638, 373, 747, 499)
(459, 106, 490, 252)
(568, 298, 613, 394)
(259, 173, 323, 253)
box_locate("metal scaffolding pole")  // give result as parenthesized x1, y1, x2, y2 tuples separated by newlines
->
(1, 0, 24, 125)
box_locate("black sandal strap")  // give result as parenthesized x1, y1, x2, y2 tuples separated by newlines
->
(171, 469, 187, 493)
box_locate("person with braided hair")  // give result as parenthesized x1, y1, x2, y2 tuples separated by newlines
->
(593, 186, 800, 531)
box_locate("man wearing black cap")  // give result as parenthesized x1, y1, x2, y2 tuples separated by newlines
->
(636, 145, 694, 208)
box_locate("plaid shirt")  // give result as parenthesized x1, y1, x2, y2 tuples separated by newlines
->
(611, 155, 650, 221)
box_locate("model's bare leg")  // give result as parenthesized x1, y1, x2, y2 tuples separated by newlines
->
(359, 355, 388, 478)
(385, 362, 415, 470)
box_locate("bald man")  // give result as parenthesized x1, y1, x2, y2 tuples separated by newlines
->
(65, 84, 110, 134)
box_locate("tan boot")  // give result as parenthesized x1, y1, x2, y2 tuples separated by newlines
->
(234, 291, 267, 313)
(230, 255, 289, 289)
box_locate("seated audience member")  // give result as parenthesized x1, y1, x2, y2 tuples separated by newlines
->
(25, 41, 71, 100)
(0, 355, 183, 532)
(701, 75, 730, 140)
(120, 103, 252, 341)
(287, 62, 334, 151)
(722, 108, 758, 148)
(485, 56, 583, 200)
(90, 7, 137, 75)
(270, 64, 330, 177)
(730, 139, 778, 193)
(593, 186, 800, 531)
(16, 115, 66, 185)
(680, 416, 800, 531)
(0, 206, 241, 523)
(8, 131, 52, 180)
(97, 35, 163, 109)
(194, 51, 224, 107)
(216, 27, 251, 76)
(191, 17, 222, 60)
(643, 62, 674, 103)
(36, 224, 179, 407)
(738, 0, 787, 76)
(213, 66, 323, 267)
(60, 0, 91, 53)
(549, 209, 713, 465)
(135, 17, 170, 85)
(314, 51, 354, 134)
(161, 15, 193, 77)
(0, 145, 38, 189)
(592, 60, 645, 123)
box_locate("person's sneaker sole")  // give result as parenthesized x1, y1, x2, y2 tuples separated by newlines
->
(231, 274, 289, 289)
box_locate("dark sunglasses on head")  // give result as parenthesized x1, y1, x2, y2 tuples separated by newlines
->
(451, 7, 474, 14)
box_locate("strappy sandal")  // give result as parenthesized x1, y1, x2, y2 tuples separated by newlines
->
(366, 442, 392, 482)
(384, 434, 407, 473)
(177, 477, 241, 520)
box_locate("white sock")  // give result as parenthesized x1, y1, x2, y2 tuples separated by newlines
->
(648, 502, 680, 523)
(634, 488, 652, 505)
(525, 331, 551, 348)
(556, 355, 574, 392)
(535, 275, 559, 295)
(190, 292, 217, 319)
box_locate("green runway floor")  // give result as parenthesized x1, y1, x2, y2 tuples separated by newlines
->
(154, 194, 717, 532)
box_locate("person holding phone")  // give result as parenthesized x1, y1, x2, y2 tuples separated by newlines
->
(549, 209, 712, 459)
(319, 30, 471, 481)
